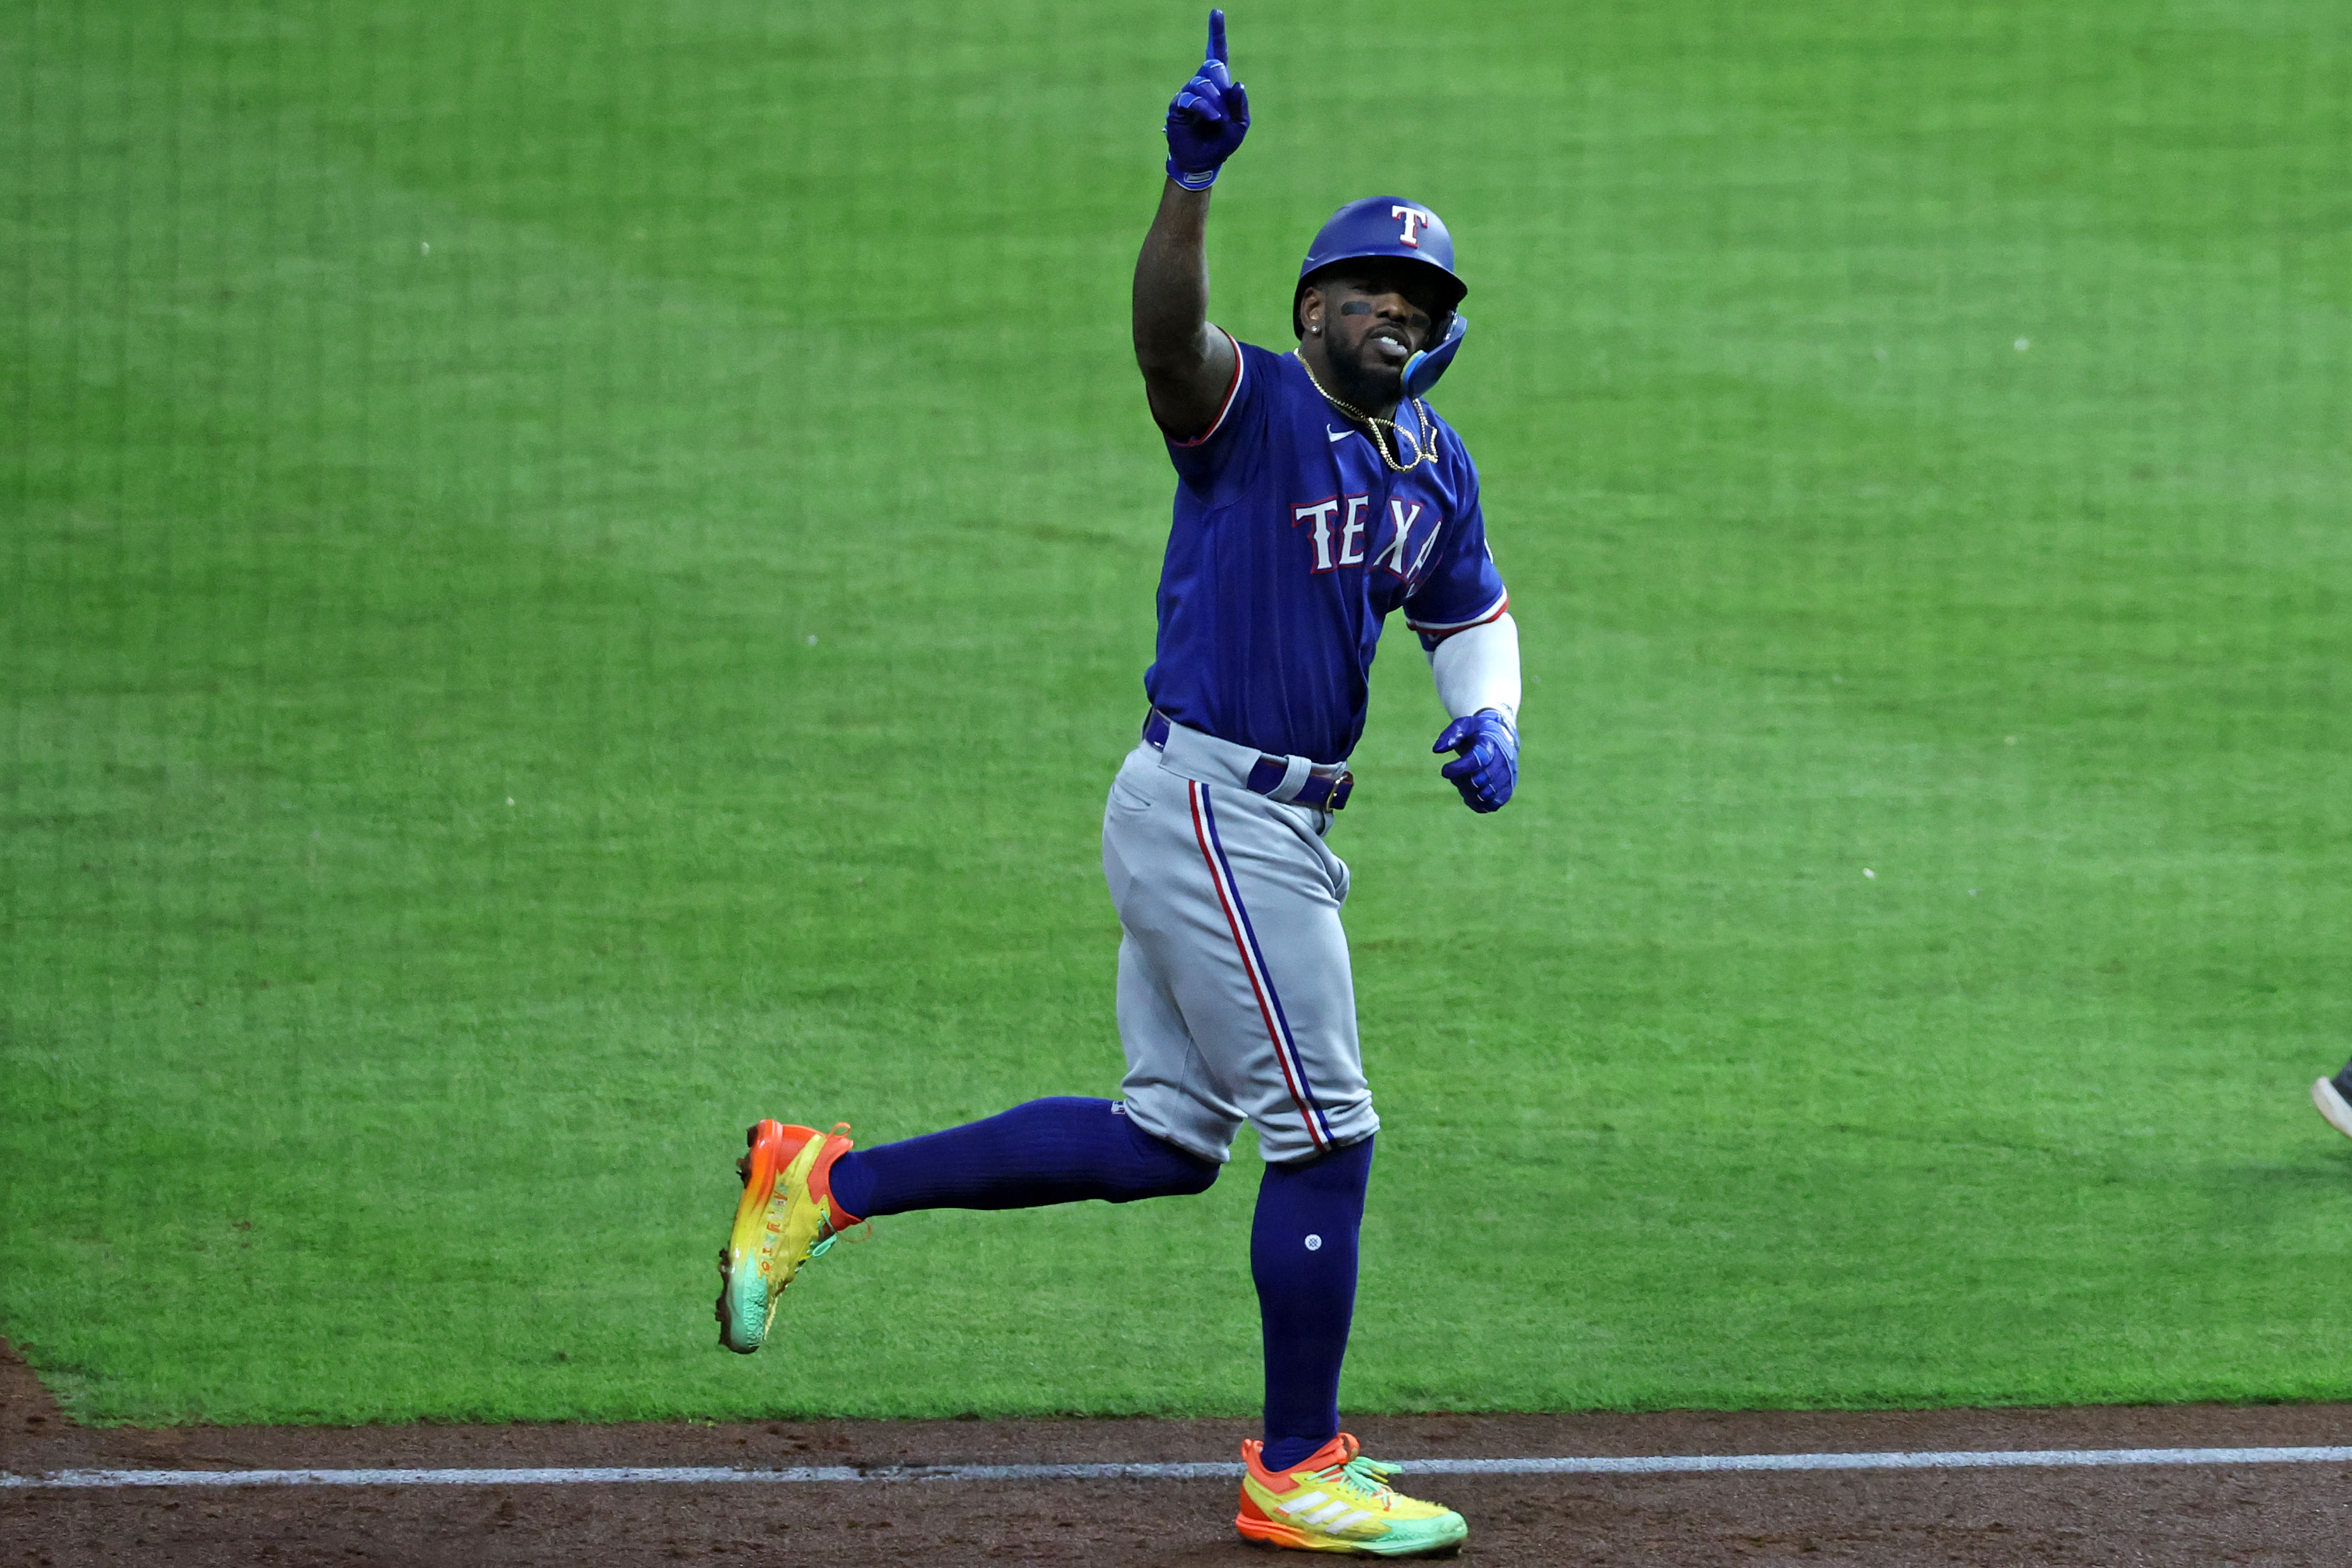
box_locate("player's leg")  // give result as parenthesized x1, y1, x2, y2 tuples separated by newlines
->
(1102, 739, 1375, 1440)
(1103, 742, 1259, 1163)
(1107, 769, 1377, 1434)
(1235, 1136, 1462, 1558)
(825, 1097, 1217, 1217)
(1251, 1135, 1374, 1471)
(1183, 816, 1379, 1472)
(824, 749, 1230, 1218)
(719, 1098, 1220, 1355)
(1105, 761, 1376, 1159)
(715, 748, 1230, 1355)
(1104, 758, 1466, 1552)
(717, 1097, 1217, 1353)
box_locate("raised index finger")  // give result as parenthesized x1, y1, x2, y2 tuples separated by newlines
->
(1207, 8, 1227, 65)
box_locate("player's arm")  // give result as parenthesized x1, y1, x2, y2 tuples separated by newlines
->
(1133, 11, 1248, 442)
(1430, 616, 1521, 732)
(1133, 184, 1236, 440)
(1428, 615, 1522, 814)
(1426, 612, 1522, 815)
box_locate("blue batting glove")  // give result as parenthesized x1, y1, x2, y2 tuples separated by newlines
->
(1434, 711, 1519, 814)
(1164, 9, 1249, 189)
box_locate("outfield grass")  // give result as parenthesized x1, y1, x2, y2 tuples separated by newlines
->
(4, 0, 2350, 1424)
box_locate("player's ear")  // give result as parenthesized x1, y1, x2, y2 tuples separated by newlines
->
(1298, 284, 1325, 338)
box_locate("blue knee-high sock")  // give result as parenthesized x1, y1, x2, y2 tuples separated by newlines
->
(1254, 1136, 1375, 1472)
(826, 1097, 1218, 1219)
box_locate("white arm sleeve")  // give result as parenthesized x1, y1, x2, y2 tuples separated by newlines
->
(1426, 613, 1521, 727)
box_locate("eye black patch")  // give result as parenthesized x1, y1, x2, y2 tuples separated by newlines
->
(1338, 301, 1372, 316)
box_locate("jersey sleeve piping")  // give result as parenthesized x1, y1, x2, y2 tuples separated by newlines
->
(1406, 588, 1510, 639)
(1164, 327, 1245, 449)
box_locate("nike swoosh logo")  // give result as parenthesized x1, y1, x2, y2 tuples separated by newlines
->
(1326, 426, 1352, 443)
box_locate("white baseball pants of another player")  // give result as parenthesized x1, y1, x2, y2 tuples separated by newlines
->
(1101, 717, 1379, 1166)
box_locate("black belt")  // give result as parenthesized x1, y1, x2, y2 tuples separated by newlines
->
(1142, 709, 1354, 812)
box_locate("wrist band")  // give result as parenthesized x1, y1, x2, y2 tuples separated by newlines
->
(1165, 159, 1218, 190)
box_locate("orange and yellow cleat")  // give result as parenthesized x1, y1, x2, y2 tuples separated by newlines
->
(1236, 1433, 1468, 1556)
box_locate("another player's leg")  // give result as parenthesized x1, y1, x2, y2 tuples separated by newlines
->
(714, 1098, 1217, 1354)
(2314, 1059, 2352, 1142)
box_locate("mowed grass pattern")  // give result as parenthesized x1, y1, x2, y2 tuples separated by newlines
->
(4, 1, 2349, 1423)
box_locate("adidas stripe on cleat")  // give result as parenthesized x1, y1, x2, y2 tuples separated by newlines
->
(1236, 1434, 1467, 1557)
(714, 1119, 859, 1355)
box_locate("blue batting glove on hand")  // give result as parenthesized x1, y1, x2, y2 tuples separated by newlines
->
(1434, 711, 1519, 814)
(1164, 9, 1249, 189)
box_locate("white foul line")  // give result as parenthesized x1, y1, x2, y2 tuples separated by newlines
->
(5, 1447, 2352, 1490)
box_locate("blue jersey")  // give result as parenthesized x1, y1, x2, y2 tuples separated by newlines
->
(1145, 334, 1510, 763)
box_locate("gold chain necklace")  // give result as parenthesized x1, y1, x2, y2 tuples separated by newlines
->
(1297, 355, 1436, 474)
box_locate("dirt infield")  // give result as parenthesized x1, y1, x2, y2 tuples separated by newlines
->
(7, 1344, 2351, 1565)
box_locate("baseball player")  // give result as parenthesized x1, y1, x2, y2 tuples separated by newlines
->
(714, 11, 1520, 1555)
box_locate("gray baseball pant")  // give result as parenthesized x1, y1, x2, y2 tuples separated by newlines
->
(1100, 717, 1379, 1165)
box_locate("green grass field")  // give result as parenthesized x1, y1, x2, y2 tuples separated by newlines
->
(5, 0, 2350, 1426)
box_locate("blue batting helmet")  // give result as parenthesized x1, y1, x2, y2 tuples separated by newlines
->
(1291, 196, 1467, 337)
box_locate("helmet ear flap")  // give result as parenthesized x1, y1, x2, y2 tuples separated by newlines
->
(1400, 313, 1468, 399)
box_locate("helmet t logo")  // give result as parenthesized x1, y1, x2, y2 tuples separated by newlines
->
(1391, 206, 1433, 247)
